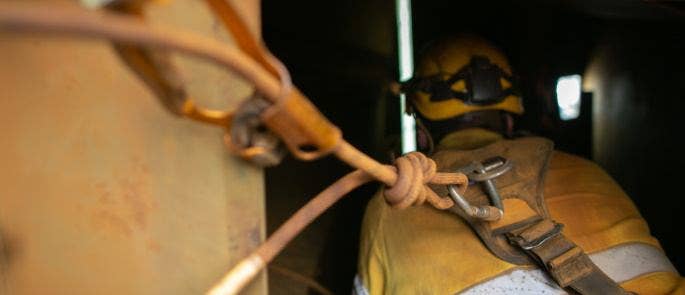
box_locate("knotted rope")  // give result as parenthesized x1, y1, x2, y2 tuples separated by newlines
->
(384, 152, 467, 209)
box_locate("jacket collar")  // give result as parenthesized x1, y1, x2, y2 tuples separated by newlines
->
(436, 128, 503, 151)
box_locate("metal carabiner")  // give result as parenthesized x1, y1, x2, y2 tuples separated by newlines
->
(458, 156, 512, 210)
(447, 184, 503, 221)
(446, 156, 512, 221)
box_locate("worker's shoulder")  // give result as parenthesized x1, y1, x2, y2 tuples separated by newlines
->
(544, 149, 628, 198)
(501, 136, 614, 185)
(360, 187, 478, 257)
(548, 149, 602, 170)
(362, 188, 465, 234)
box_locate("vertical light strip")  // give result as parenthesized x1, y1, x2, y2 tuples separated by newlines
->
(396, 0, 417, 153)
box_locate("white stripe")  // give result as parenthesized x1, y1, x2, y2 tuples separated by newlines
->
(353, 243, 677, 295)
(461, 243, 677, 294)
(460, 268, 565, 295)
(589, 242, 677, 282)
(352, 275, 370, 295)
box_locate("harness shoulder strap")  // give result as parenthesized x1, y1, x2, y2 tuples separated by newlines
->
(431, 137, 628, 294)
(432, 137, 553, 264)
(507, 215, 627, 294)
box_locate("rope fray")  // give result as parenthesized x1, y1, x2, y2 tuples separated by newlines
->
(384, 152, 467, 210)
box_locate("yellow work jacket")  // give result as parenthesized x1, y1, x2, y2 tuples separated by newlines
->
(356, 129, 683, 294)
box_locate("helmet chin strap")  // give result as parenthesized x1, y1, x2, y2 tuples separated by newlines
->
(415, 117, 435, 155)
(503, 113, 515, 138)
(414, 110, 512, 145)
(407, 98, 514, 153)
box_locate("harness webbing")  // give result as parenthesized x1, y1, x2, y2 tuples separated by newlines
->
(508, 219, 628, 294)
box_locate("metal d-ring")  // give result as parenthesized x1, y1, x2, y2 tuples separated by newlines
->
(453, 156, 512, 212)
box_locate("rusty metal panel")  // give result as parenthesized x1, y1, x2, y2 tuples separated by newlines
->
(0, 0, 265, 294)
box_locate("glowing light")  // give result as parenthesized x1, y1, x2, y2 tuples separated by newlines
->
(556, 75, 582, 120)
(396, 0, 416, 153)
(79, 0, 113, 9)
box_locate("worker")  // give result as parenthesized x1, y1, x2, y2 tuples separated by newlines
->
(355, 35, 683, 294)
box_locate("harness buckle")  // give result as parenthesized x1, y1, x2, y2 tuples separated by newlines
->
(512, 222, 564, 250)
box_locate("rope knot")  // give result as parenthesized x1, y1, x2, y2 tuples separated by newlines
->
(383, 152, 468, 210)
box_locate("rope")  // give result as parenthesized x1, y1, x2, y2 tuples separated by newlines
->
(384, 152, 466, 209)
(0, 2, 469, 294)
(0, 2, 283, 100)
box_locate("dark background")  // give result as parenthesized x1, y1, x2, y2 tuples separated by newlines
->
(261, 0, 684, 293)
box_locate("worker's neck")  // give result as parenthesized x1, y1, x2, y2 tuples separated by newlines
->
(436, 128, 503, 151)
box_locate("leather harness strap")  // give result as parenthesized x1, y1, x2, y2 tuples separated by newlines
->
(508, 219, 628, 294)
(432, 138, 628, 294)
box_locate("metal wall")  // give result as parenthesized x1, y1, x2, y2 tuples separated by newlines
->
(0, 0, 266, 294)
(585, 21, 685, 271)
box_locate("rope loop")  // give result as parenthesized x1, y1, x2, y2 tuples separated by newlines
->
(384, 152, 468, 210)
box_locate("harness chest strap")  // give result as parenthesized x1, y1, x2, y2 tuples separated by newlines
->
(503, 214, 629, 294)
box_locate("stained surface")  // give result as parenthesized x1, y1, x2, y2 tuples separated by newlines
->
(0, 0, 266, 294)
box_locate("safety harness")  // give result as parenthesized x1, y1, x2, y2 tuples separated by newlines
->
(431, 137, 628, 294)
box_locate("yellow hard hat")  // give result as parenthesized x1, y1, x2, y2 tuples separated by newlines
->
(403, 35, 524, 121)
